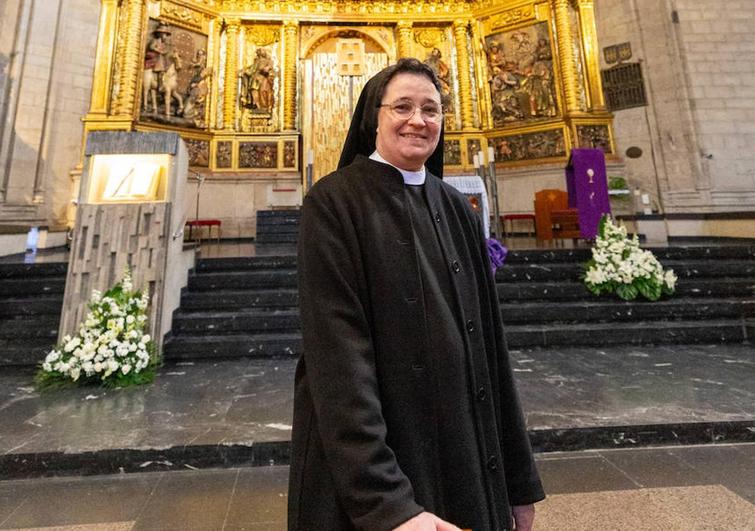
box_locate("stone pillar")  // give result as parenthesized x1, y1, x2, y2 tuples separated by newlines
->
(396, 21, 413, 58)
(113, 0, 145, 117)
(551, 0, 581, 114)
(453, 19, 475, 130)
(576, 0, 606, 111)
(87, 0, 119, 117)
(223, 18, 241, 131)
(283, 20, 298, 131)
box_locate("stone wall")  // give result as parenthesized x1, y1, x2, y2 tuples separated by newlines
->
(673, 0, 755, 210)
(0, 0, 100, 227)
(594, 0, 755, 213)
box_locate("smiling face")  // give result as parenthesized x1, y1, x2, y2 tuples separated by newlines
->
(375, 72, 442, 172)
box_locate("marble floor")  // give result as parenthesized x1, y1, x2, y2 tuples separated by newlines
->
(0, 444, 753, 530)
(1, 343, 752, 479)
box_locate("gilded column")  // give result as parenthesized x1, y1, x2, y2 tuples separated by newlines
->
(453, 19, 475, 130)
(113, 0, 145, 116)
(551, 0, 581, 114)
(223, 18, 241, 131)
(397, 21, 413, 58)
(576, 0, 606, 110)
(87, 0, 119, 116)
(283, 20, 298, 131)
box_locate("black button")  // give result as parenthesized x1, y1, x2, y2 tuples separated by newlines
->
(434, 212, 441, 223)
(466, 320, 475, 333)
(487, 456, 498, 471)
(476, 386, 487, 401)
(451, 260, 460, 273)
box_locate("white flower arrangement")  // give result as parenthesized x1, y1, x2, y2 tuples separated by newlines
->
(36, 269, 159, 390)
(584, 216, 677, 301)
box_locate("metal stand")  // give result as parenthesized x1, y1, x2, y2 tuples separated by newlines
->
(487, 155, 503, 241)
(191, 170, 205, 222)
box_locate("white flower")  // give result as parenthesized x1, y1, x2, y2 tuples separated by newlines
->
(45, 350, 60, 364)
(64, 337, 81, 353)
(585, 267, 606, 285)
(142, 335, 151, 343)
(82, 361, 94, 374)
(70, 368, 81, 381)
(126, 315, 135, 325)
(121, 364, 132, 375)
(664, 269, 677, 290)
(593, 250, 608, 264)
(91, 290, 102, 303)
(93, 362, 103, 373)
(42, 362, 52, 372)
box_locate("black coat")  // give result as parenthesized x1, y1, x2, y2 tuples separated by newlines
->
(288, 155, 544, 531)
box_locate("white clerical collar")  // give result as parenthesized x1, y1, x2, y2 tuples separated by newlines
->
(369, 151, 426, 185)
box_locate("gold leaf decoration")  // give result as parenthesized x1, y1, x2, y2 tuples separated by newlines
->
(414, 28, 446, 49)
(161, 1, 205, 32)
(491, 5, 536, 31)
(247, 25, 280, 47)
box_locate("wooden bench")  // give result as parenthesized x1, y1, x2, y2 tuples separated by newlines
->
(500, 213, 536, 237)
(186, 219, 221, 243)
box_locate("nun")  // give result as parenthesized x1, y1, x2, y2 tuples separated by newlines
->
(289, 58, 544, 531)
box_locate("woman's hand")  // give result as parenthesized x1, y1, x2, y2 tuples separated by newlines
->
(512, 504, 535, 531)
(393, 511, 462, 531)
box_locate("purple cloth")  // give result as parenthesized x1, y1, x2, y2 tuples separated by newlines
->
(565, 148, 612, 239)
(487, 238, 508, 273)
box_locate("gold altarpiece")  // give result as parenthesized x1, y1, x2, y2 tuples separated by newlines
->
(83, 0, 614, 194)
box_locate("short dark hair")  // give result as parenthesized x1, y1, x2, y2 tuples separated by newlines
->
(374, 58, 442, 105)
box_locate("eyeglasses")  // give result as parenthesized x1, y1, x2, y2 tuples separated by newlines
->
(377, 99, 444, 124)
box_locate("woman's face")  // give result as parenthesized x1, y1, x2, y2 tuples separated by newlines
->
(375, 72, 442, 172)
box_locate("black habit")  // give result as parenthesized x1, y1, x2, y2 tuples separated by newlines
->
(288, 156, 545, 531)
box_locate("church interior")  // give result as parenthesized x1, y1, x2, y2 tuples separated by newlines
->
(0, 0, 753, 529)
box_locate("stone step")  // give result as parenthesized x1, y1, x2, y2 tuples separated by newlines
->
(179, 288, 298, 311)
(255, 233, 298, 244)
(497, 277, 755, 301)
(255, 224, 300, 234)
(0, 262, 68, 279)
(504, 245, 755, 264)
(257, 216, 302, 226)
(500, 298, 755, 324)
(163, 333, 301, 360)
(187, 270, 297, 291)
(0, 315, 59, 339)
(171, 308, 300, 335)
(0, 295, 63, 317)
(0, 277, 66, 296)
(257, 209, 300, 219)
(504, 319, 748, 348)
(195, 255, 297, 272)
(0, 338, 54, 366)
(496, 260, 755, 282)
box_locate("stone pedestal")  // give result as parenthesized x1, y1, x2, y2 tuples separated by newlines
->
(59, 132, 193, 351)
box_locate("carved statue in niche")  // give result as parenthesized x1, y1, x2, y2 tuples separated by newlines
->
(182, 49, 212, 128)
(424, 47, 453, 113)
(485, 23, 558, 127)
(240, 48, 276, 114)
(143, 23, 184, 118)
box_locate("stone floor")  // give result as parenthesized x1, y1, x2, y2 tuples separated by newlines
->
(1, 343, 752, 478)
(1, 444, 753, 530)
